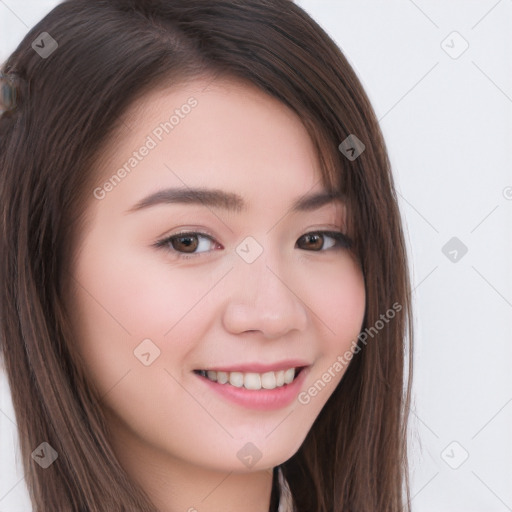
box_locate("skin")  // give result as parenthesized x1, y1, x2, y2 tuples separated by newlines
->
(66, 76, 366, 512)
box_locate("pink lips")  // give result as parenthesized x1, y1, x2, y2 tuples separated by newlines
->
(198, 359, 310, 373)
(194, 364, 310, 411)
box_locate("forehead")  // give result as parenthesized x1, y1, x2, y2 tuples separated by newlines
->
(89, 76, 339, 218)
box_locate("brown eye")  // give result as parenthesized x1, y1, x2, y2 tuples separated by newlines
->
(298, 233, 324, 250)
(155, 230, 351, 260)
(296, 231, 352, 251)
(171, 234, 199, 253)
(155, 232, 219, 257)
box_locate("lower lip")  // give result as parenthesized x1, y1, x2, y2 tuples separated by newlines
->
(195, 367, 310, 411)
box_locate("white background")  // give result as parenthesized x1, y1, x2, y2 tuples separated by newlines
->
(1, 1, 511, 510)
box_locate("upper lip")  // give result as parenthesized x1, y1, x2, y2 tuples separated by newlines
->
(195, 359, 311, 373)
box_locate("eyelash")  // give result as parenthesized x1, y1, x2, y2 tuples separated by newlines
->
(154, 230, 352, 260)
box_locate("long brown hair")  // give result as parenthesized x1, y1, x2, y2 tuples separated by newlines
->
(0, 1, 413, 510)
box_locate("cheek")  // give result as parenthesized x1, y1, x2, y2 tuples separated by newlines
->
(72, 234, 216, 340)
(305, 254, 366, 346)
(293, 256, 365, 412)
(68, 233, 233, 404)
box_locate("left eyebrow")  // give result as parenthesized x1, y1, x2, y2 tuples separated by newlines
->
(125, 186, 344, 215)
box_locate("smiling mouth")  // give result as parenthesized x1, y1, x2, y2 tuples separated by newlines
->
(193, 366, 306, 391)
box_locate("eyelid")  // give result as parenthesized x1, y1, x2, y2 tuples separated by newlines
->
(153, 230, 220, 252)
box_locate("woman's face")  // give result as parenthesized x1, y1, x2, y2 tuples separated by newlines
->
(67, 76, 366, 475)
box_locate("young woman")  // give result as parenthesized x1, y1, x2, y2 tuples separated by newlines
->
(0, 1, 413, 511)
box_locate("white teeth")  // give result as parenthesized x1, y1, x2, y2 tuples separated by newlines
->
(260, 371, 276, 389)
(198, 367, 298, 390)
(217, 371, 228, 384)
(284, 368, 295, 384)
(244, 373, 262, 390)
(229, 372, 244, 387)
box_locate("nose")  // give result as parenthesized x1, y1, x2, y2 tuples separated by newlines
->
(221, 248, 309, 339)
